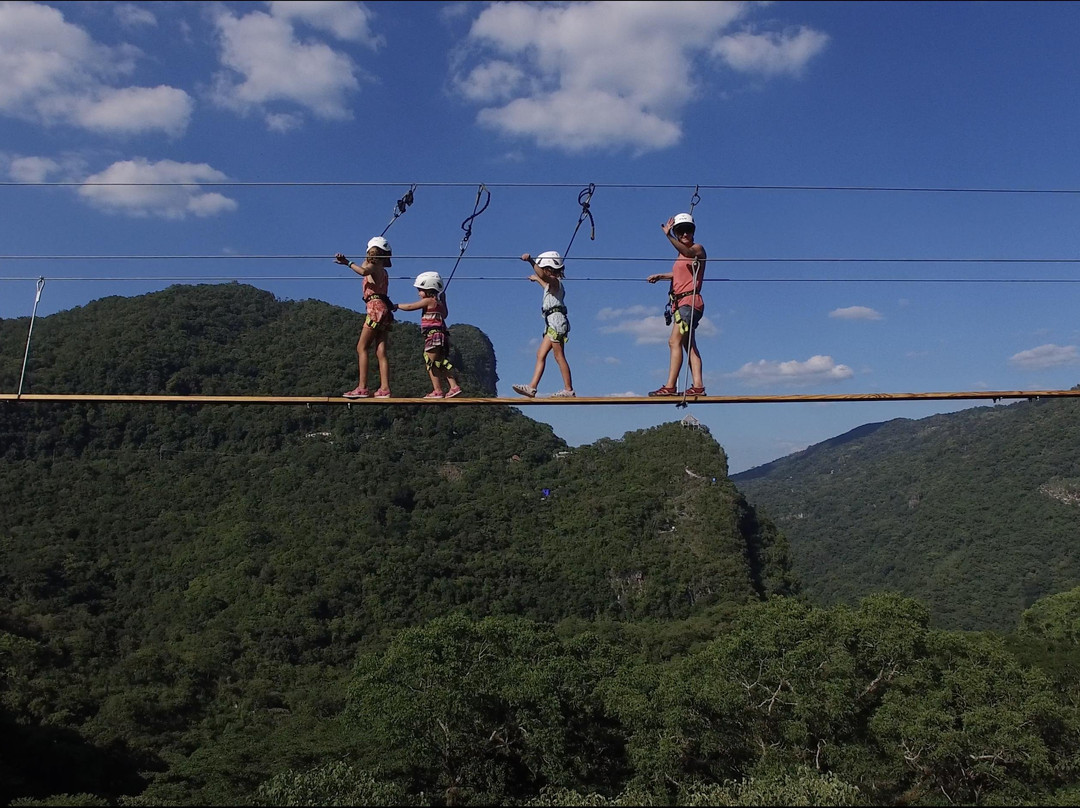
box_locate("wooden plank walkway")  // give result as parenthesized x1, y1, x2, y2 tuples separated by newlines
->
(2, 390, 1078, 405)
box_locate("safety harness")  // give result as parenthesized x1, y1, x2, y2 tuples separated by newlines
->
(665, 286, 700, 335)
(422, 299, 454, 372)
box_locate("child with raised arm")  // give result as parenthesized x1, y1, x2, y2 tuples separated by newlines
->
(335, 236, 395, 398)
(395, 271, 462, 399)
(647, 212, 707, 396)
(512, 251, 575, 399)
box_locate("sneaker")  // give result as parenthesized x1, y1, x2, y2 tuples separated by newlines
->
(424, 390, 444, 399)
(343, 386, 369, 399)
(512, 384, 537, 398)
(445, 386, 463, 398)
(550, 389, 576, 398)
(374, 389, 392, 398)
(649, 386, 679, 397)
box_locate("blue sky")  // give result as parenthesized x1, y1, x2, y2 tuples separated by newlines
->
(4, 0, 1080, 473)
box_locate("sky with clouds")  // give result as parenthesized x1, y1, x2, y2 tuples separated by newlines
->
(3, 1, 1080, 472)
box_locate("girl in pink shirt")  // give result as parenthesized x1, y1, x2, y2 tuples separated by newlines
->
(646, 212, 707, 397)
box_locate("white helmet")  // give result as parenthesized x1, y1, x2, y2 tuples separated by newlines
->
(414, 271, 444, 293)
(367, 236, 392, 253)
(672, 212, 695, 232)
(536, 250, 564, 271)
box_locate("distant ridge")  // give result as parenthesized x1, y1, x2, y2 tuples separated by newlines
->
(733, 395, 1080, 631)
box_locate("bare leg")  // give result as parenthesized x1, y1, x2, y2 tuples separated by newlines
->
(665, 323, 684, 388)
(356, 327, 376, 389)
(425, 353, 443, 394)
(529, 339, 554, 389)
(374, 334, 390, 392)
(688, 340, 703, 388)
(551, 341, 573, 391)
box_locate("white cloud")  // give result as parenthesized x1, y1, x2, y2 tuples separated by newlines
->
(265, 112, 304, 133)
(0, 1, 192, 136)
(829, 305, 883, 321)
(712, 27, 829, 77)
(454, 1, 827, 153)
(456, 60, 528, 103)
(731, 355, 854, 387)
(113, 4, 157, 29)
(597, 304, 652, 321)
(1009, 344, 1080, 370)
(268, 1, 381, 43)
(210, 2, 381, 128)
(9, 155, 59, 183)
(78, 158, 238, 220)
(73, 85, 192, 136)
(597, 304, 718, 345)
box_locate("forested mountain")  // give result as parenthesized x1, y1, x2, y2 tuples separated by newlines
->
(0, 284, 795, 804)
(732, 396, 1080, 632)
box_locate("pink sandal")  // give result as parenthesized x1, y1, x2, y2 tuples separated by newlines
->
(343, 387, 369, 399)
(424, 390, 444, 399)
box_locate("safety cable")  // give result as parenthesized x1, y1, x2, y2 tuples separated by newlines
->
(562, 183, 596, 259)
(676, 255, 703, 410)
(671, 187, 704, 408)
(443, 184, 490, 292)
(17, 277, 45, 397)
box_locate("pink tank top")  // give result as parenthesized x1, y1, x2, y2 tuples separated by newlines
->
(363, 269, 389, 301)
(671, 254, 705, 310)
(421, 297, 448, 330)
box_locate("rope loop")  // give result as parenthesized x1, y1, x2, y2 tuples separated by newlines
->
(444, 184, 490, 292)
(459, 184, 490, 254)
(563, 182, 596, 259)
(381, 184, 418, 236)
(688, 184, 701, 215)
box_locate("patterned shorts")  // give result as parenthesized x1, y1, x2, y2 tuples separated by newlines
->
(365, 298, 394, 331)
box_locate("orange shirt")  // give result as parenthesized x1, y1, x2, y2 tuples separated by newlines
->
(671, 254, 705, 310)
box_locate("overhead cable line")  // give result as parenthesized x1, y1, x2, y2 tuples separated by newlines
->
(8, 180, 1080, 194)
(8, 255, 1080, 264)
(7, 275, 1080, 285)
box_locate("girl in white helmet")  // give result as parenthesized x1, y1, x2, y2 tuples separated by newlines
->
(396, 271, 462, 399)
(335, 236, 395, 398)
(512, 251, 575, 398)
(647, 213, 707, 397)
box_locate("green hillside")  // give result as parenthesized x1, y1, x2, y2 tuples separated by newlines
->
(0, 284, 795, 803)
(732, 397, 1080, 631)
(11, 284, 1080, 807)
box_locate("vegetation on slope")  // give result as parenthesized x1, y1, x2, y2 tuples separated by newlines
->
(733, 397, 1080, 631)
(0, 284, 793, 804)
